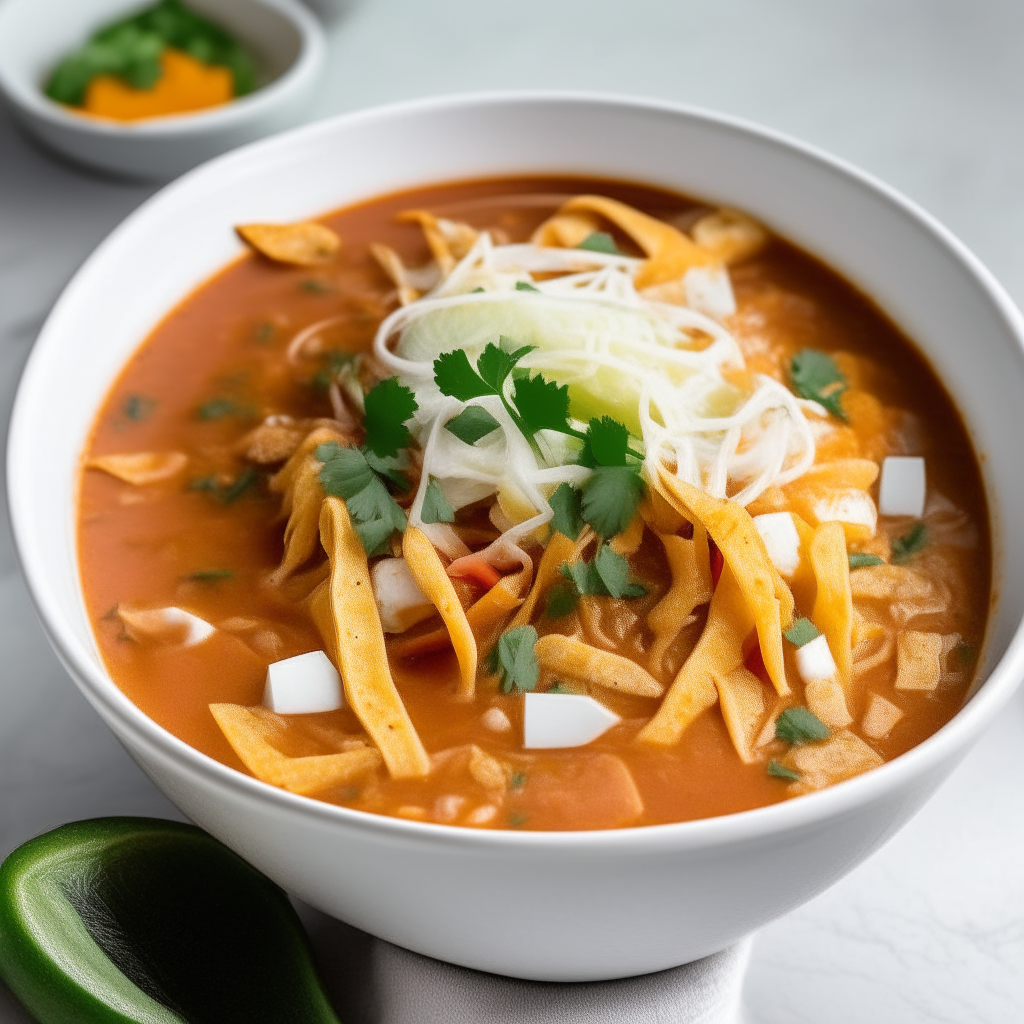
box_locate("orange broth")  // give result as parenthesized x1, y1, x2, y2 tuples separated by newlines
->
(78, 177, 991, 830)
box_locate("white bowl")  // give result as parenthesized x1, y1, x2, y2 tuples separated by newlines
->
(9, 93, 1024, 981)
(0, 0, 325, 180)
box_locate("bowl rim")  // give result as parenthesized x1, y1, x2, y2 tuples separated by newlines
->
(10, 89, 1024, 852)
(0, 0, 325, 137)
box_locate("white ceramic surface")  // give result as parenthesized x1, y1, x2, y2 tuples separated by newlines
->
(8, 93, 1024, 981)
(0, 0, 325, 180)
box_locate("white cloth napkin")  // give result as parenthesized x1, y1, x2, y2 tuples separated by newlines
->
(300, 908, 751, 1024)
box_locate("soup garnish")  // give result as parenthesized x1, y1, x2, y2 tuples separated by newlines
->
(79, 178, 990, 830)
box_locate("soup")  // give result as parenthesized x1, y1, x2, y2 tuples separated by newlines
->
(78, 177, 990, 831)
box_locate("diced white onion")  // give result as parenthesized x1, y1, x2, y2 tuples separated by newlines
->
(263, 651, 343, 715)
(370, 557, 435, 633)
(754, 512, 802, 577)
(119, 606, 215, 647)
(683, 264, 737, 320)
(795, 634, 837, 684)
(878, 456, 926, 517)
(523, 693, 620, 749)
(482, 707, 513, 733)
(812, 490, 877, 536)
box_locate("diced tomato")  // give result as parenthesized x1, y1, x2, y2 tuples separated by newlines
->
(446, 554, 502, 590)
(710, 540, 724, 589)
(744, 640, 770, 685)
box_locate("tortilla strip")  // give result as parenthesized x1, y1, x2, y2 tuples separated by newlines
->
(861, 693, 904, 740)
(809, 520, 854, 695)
(510, 531, 576, 629)
(87, 451, 187, 485)
(717, 665, 771, 763)
(236, 222, 340, 266)
(370, 243, 421, 306)
(561, 195, 715, 288)
(270, 456, 323, 585)
(786, 731, 883, 795)
(638, 566, 753, 746)
(805, 677, 853, 729)
(895, 631, 944, 691)
(398, 210, 478, 275)
(317, 497, 430, 778)
(210, 703, 381, 795)
(609, 513, 645, 556)
(534, 634, 664, 699)
(270, 426, 344, 507)
(403, 526, 477, 698)
(646, 527, 713, 677)
(531, 209, 601, 248)
(655, 467, 793, 695)
(691, 208, 768, 265)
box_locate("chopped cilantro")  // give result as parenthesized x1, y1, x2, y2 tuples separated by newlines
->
(548, 482, 583, 540)
(197, 397, 240, 420)
(508, 812, 529, 828)
(123, 394, 156, 421)
(254, 322, 275, 343)
(544, 581, 579, 619)
(512, 372, 573, 435)
(559, 544, 646, 601)
(577, 231, 620, 255)
(445, 406, 500, 445)
(767, 760, 802, 781)
(578, 416, 632, 467)
(299, 279, 332, 294)
(790, 349, 848, 421)
(316, 442, 407, 556)
(186, 569, 234, 582)
(471, 287, 485, 293)
(582, 466, 645, 539)
(848, 552, 885, 569)
(509, 772, 527, 790)
(955, 641, 977, 665)
(775, 706, 830, 745)
(784, 617, 821, 647)
(546, 683, 569, 694)
(478, 338, 535, 393)
(493, 625, 540, 694)
(189, 467, 258, 504)
(514, 280, 539, 292)
(362, 377, 418, 458)
(363, 448, 411, 492)
(421, 478, 455, 524)
(891, 521, 928, 563)
(434, 348, 500, 402)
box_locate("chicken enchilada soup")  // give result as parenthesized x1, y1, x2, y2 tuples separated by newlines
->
(78, 178, 990, 830)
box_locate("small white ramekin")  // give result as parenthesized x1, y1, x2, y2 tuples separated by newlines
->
(8, 93, 1024, 980)
(0, 0, 325, 180)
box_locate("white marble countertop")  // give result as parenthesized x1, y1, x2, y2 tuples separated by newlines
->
(1, 1, 1023, 1020)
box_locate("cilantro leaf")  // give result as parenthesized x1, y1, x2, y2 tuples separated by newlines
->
(187, 569, 234, 582)
(477, 339, 534, 393)
(189, 465, 258, 504)
(123, 394, 156, 421)
(515, 280, 539, 292)
(548, 483, 583, 540)
(363, 448, 411, 492)
(891, 522, 928, 564)
(559, 544, 646, 601)
(848, 552, 885, 569)
(197, 397, 240, 420)
(317, 443, 407, 555)
(362, 377, 418, 458)
(577, 231, 620, 255)
(582, 465, 645, 539)
(494, 625, 540, 694)
(421, 478, 456, 524)
(579, 416, 632, 467)
(445, 406, 500, 444)
(434, 349, 494, 401)
(544, 581, 579, 619)
(784, 617, 821, 647)
(767, 759, 802, 781)
(790, 349, 848, 421)
(512, 372, 573, 435)
(775, 707, 830, 745)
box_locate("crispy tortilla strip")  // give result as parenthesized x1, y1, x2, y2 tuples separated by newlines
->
(691, 208, 768, 265)
(210, 703, 381, 795)
(609, 513, 645, 556)
(87, 451, 187, 485)
(782, 459, 880, 542)
(318, 497, 430, 778)
(895, 630, 944, 691)
(849, 564, 949, 625)
(647, 528, 713, 677)
(510, 531, 576, 629)
(638, 566, 752, 745)
(398, 210, 478, 275)
(786, 730, 883, 795)
(531, 209, 601, 248)
(805, 677, 853, 728)
(639, 488, 687, 535)
(403, 526, 477, 698)
(270, 456, 324, 585)
(236, 222, 340, 266)
(862, 693, 903, 739)
(655, 467, 793, 695)
(270, 426, 344, 506)
(370, 243, 421, 306)
(534, 633, 664, 698)
(717, 665, 772, 763)
(238, 421, 307, 464)
(561, 195, 715, 288)
(809, 521, 854, 694)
